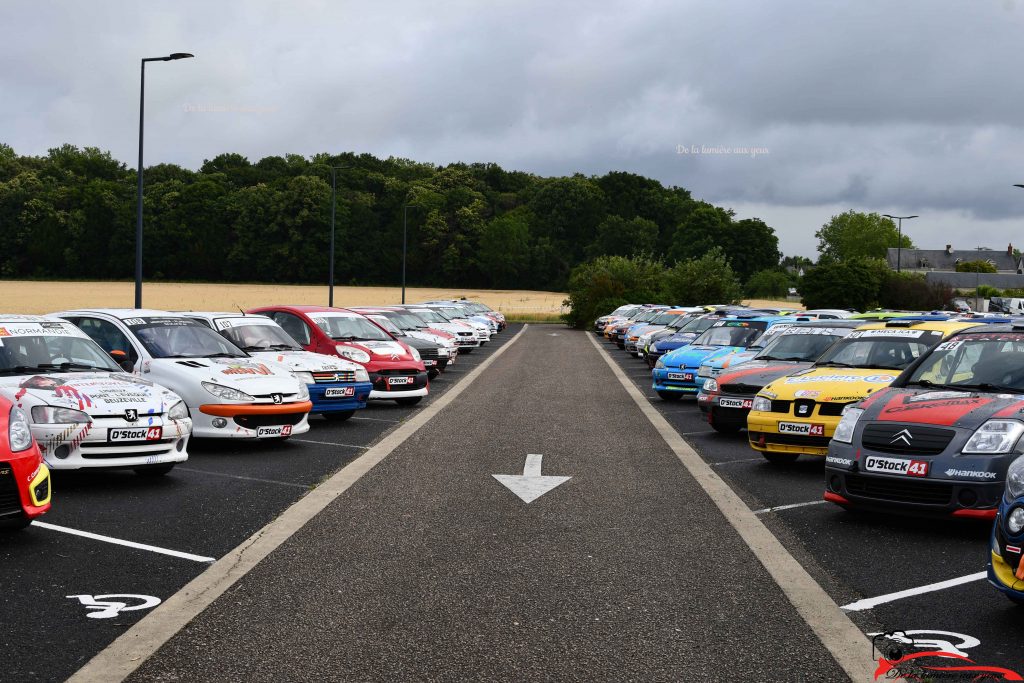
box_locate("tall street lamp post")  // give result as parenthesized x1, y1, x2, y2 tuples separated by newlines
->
(135, 52, 193, 308)
(327, 165, 350, 307)
(882, 214, 918, 273)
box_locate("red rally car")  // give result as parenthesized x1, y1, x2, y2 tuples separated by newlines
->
(0, 394, 52, 530)
(248, 305, 429, 406)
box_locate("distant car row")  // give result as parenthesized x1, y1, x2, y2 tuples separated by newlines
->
(596, 303, 1024, 606)
(0, 300, 504, 530)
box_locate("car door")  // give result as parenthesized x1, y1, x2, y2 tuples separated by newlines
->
(65, 315, 144, 372)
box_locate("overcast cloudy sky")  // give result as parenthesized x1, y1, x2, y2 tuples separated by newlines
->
(4, 0, 1024, 257)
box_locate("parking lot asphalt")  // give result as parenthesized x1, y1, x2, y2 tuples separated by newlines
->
(0, 328, 522, 683)
(125, 324, 846, 682)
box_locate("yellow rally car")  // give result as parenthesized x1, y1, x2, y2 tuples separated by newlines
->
(746, 320, 980, 463)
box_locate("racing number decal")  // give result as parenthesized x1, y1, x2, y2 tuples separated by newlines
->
(146, 426, 162, 441)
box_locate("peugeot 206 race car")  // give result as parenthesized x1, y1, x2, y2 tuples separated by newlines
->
(698, 320, 864, 432)
(0, 315, 191, 474)
(747, 320, 978, 464)
(652, 317, 788, 400)
(826, 323, 1024, 518)
(989, 454, 1024, 604)
(250, 306, 429, 406)
(183, 312, 373, 422)
(0, 394, 51, 530)
(645, 313, 730, 368)
(55, 309, 311, 440)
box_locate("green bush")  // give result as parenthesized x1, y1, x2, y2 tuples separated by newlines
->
(662, 247, 742, 305)
(878, 272, 952, 311)
(956, 260, 998, 273)
(744, 269, 791, 298)
(562, 254, 665, 328)
(800, 258, 887, 310)
(976, 284, 1003, 298)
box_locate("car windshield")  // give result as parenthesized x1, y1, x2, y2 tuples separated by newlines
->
(410, 309, 448, 324)
(649, 312, 679, 326)
(126, 318, 247, 359)
(907, 333, 1024, 392)
(387, 311, 429, 330)
(815, 329, 942, 370)
(436, 307, 466, 320)
(216, 320, 302, 352)
(754, 329, 850, 362)
(367, 315, 403, 335)
(310, 314, 392, 341)
(692, 322, 768, 347)
(0, 327, 120, 373)
(679, 316, 717, 334)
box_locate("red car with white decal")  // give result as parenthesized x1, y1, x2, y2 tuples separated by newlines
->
(826, 324, 1024, 519)
(0, 394, 51, 530)
(249, 306, 429, 406)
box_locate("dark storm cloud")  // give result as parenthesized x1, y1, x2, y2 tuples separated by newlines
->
(3, 0, 1024, 256)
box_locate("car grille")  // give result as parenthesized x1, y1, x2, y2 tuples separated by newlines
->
(0, 466, 23, 517)
(720, 383, 762, 395)
(78, 440, 176, 459)
(845, 473, 953, 505)
(860, 423, 955, 456)
(749, 431, 831, 448)
(234, 413, 306, 429)
(419, 348, 442, 359)
(768, 400, 791, 413)
(313, 371, 356, 383)
(818, 402, 851, 417)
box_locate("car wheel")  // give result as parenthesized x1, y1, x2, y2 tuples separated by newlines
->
(0, 516, 31, 532)
(710, 421, 742, 434)
(396, 396, 423, 407)
(134, 464, 175, 476)
(656, 391, 682, 401)
(761, 452, 799, 465)
(323, 410, 355, 422)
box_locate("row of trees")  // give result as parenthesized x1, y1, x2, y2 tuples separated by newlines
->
(0, 144, 783, 292)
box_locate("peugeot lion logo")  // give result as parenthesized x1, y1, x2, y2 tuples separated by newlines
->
(890, 428, 914, 446)
(124, 409, 138, 422)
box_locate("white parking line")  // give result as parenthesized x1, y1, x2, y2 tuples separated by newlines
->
(841, 571, 988, 611)
(712, 457, 764, 466)
(349, 416, 401, 423)
(291, 439, 369, 449)
(175, 467, 309, 490)
(753, 500, 828, 515)
(31, 522, 215, 563)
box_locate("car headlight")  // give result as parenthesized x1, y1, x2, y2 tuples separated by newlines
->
(408, 347, 421, 362)
(655, 357, 665, 369)
(963, 420, 1024, 455)
(832, 407, 864, 444)
(703, 379, 719, 393)
(751, 396, 773, 413)
(31, 405, 93, 424)
(201, 382, 255, 402)
(1009, 507, 1024, 535)
(296, 382, 310, 400)
(168, 401, 189, 420)
(293, 371, 314, 385)
(698, 366, 713, 378)
(1007, 455, 1024, 499)
(354, 367, 370, 383)
(336, 345, 371, 364)
(8, 407, 33, 452)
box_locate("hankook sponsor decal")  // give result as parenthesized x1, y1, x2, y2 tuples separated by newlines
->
(826, 456, 853, 466)
(944, 468, 997, 479)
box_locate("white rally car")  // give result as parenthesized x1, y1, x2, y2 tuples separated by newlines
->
(181, 312, 374, 422)
(0, 315, 191, 475)
(403, 307, 481, 352)
(53, 309, 312, 440)
(422, 305, 492, 344)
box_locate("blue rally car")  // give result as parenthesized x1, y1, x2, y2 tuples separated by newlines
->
(990, 454, 1024, 605)
(652, 317, 788, 400)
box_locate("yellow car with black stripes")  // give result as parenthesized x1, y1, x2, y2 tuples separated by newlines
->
(747, 319, 980, 464)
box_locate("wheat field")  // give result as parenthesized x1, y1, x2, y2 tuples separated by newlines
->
(0, 281, 570, 316)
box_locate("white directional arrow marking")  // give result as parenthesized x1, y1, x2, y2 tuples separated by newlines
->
(493, 453, 571, 503)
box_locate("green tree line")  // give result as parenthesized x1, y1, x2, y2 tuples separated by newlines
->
(0, 143, 781, 290)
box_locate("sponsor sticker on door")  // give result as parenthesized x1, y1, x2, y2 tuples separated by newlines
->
(256, 425, 293, 438)
(864, 455, 929, 477)
(777, 421, 825, 436)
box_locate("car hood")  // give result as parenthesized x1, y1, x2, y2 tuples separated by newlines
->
(709, 349, 760, 370)
(716, 361, 813, 391)
(664, 345, 742, 368)
(249, 350, 361, 374)
(0, 372, 179, 415)
(345, 339, 413, 359)
(760, 366, 901, 401)
(153, 357, 301, 393)
(654, 332, 698, 348)
(859, 386, 1024, 427)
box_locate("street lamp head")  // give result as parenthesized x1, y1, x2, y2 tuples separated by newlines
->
(167, 53, 194, 60)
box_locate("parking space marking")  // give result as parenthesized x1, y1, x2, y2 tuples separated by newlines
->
(291, 438, 369, 449)
(712, 457, 764, 466)
(32, 522, 215, 563)
(349, 416, 401, 423)
(175, 467, 310, 490)
(753, 500, 828, 515)
(841, 571, 987, 612)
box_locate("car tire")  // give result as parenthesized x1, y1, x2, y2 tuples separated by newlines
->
(761, 452, 799, 465)
(323, 410, 355, 422)
(395, 396, 423, 407)
(657, 391, 682, 401)
(710, 421, 742, 434)
(134, 463, 175, 476)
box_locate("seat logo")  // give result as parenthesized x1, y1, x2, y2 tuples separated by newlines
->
(124, 409, 138, 422)
(890, 428, 913, 445)
(796, 404, 810, 416)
